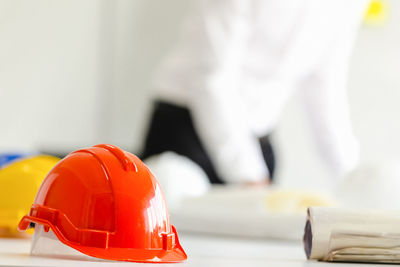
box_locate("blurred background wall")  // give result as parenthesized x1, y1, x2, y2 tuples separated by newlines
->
(0, 0, 399, 187)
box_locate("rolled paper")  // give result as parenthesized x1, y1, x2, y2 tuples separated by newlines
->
(304, 207, 400, 263)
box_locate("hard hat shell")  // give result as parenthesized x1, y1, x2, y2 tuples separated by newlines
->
(144, 152, 210, 210)
(0, 155, 59, 235)
(18, 144, 187, 263)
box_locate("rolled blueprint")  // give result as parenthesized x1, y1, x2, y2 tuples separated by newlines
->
(304, 207, 400, 263)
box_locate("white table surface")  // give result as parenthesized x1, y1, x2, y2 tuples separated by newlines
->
(0, 234, 389, 267)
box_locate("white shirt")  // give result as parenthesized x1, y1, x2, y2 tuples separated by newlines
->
(153, 0, 368, 183)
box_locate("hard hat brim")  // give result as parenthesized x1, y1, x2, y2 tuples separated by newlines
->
(19, 215, 187, 263)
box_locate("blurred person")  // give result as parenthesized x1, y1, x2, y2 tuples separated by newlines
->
(141, 0, 369, 185)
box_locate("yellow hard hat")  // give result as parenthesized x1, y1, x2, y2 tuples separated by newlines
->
(0, 155, 59, 236)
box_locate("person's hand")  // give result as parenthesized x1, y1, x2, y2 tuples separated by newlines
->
(244, 178, 270, 187)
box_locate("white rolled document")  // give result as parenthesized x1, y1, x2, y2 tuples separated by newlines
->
(304, 207, 400, 263)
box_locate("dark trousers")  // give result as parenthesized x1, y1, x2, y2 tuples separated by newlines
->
(141, 101, 276, 184)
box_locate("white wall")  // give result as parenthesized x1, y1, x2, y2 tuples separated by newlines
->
(0, 0, 108, 151)
(0, 0, 189, 152)
(1, 0, 399, 187)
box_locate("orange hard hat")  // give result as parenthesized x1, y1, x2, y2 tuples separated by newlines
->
(18, 144, 187, 263)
